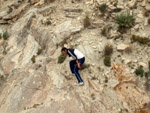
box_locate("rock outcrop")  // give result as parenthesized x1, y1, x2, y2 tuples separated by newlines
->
(0, 0, 150, 113)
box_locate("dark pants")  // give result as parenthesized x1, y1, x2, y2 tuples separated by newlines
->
(69, 57, 85, 83)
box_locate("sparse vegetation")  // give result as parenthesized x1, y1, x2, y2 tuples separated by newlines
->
(101, 27, 107, 36)
(31, 55, 36, 63)
(2, 31, 9, 40)
(104, 56, 111, 67)
(115, 11, 135, 32)
(144, 11, 150, 17)
(58, 53, 67, 64)
(131, 35, 150, 46)
(98, 4, 107, 15)
(17, 0, 23, 3)
(135, 66, 144, 77)
(104, 76, 108, 83)
(112, 8, 122, 13)
(37, 48, 42, 55)
(103, 44, 113, 67)
(45, 20, 51, 25)
(83, 14, 90, 28)
(101, 26, 112, 37)
(104, 44, 113, 56)
(135, 61, 150, 78)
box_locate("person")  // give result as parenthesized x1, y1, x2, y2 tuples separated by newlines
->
(61, 47, 85, 85)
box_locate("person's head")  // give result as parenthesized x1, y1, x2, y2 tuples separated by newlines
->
(61, 47, 68, 54)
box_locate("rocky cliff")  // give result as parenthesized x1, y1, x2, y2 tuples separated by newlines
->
(0, 0, 150, 113)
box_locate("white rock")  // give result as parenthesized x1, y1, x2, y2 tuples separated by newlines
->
(125, 59, 132, 64)
(127, 0, 136, 8)
(117, 44, 129, 51)
(139, 62, 147, 68)
(145, 4, 150, 11)
(137, 14, 143, 18)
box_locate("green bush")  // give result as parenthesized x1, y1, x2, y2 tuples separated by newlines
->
(135, 66, 144, 77)
(131, 35, 150, 45)
(104, 56, 111, 67)
(104, 44, 113, 56)
(135, 61, 150, 78)
(2, 31, 9, 40)
(104, 76, 108, 83)
(37, 48, 42, 55)
(31, 55, 36, 63)
(17, 0, 23, 3)
(115, 12, 135, 29)
(98, 4, 107, 14)
(58, 53, 67, 64)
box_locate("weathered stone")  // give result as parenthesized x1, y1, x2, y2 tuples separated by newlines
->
(52, 20, 82, 45)
(0, 20, 8, 24)
(3, 4, 29, 20)
(139, 62, 147, 68)
(145, 4, 150, 11)
(127, 0, 136, 8)
(117, 44, 129, 51)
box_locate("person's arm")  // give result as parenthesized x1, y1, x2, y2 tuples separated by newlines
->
(76, 60, 81, 68)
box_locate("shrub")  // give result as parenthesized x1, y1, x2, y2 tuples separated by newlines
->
(2, 31, 9, 40)
(135, 66, 144, 77)
(135, 61, 150, 78)
(98, 4, 107, 14)
(17, 0, 23, 3)
(83, 14, 90, 28)
(144, 11, 150, 17)
(115, 12, 135, 29)
(104, 44, 113, 56)
(131, 35, 150, 45)
(101, 27, 107, 36)
(112, 8, 122, 13)
(45, 20, 51, 25)
(31, 55, 36, 63)
(104, 56, 111, 67)
(58, 53, 67, 64)
(37, 48, 42, 55)
(104, 76, 108, 83)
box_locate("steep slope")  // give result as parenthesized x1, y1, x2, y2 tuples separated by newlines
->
(0, 0, 150, 113)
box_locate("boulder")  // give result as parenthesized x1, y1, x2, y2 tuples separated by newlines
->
(117, 44, 129, 51)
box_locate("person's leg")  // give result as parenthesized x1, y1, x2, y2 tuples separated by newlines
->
(69, 60, 76, 74)
(74, 65, 83, 83)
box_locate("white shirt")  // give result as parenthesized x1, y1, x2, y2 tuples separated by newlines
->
(69, 49, 84, 60)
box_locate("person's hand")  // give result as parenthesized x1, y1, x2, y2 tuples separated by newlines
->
(77, 63, 81, 68)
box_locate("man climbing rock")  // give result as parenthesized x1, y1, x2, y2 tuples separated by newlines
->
(61, 47, 85, 85)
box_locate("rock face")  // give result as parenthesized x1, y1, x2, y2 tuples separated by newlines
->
(0, 0, 150, 113)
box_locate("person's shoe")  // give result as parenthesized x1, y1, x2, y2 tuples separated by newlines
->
(78, 82, 84, 86)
